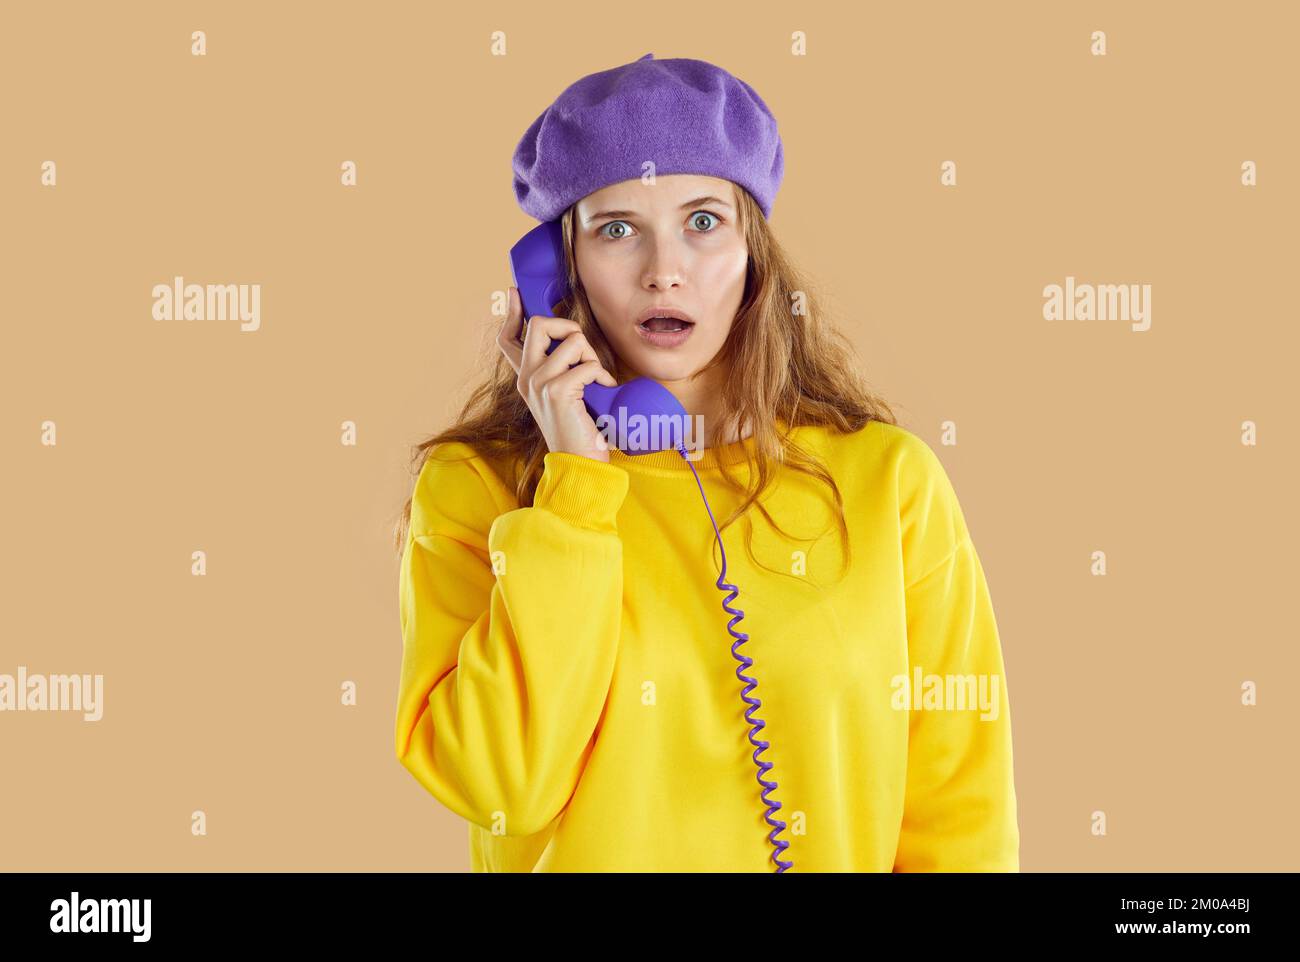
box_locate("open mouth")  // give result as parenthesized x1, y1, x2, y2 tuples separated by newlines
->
(638, 316, 695, 333)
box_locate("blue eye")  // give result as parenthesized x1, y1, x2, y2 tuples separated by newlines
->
(690, 211, 720, 232)
(597, 211, 723, 240)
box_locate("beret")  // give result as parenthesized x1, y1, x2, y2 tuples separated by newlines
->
(512, 52, 784, 222)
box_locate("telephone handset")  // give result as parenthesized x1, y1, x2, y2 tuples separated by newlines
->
(508, 219, 690, 457)
(507, 219, 794, 873)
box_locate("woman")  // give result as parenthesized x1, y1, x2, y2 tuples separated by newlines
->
(393, 53, 1019, 872)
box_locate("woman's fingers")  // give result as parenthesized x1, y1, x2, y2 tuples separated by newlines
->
(520, 313, 582, 383)
(551, 358, 619, 397)
(532, 323, 597, 384)
(490, 289, 619, 462)
(496, 286, 615, 402)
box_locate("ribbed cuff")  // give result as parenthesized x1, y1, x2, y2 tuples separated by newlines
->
(533, 452, 630, 533)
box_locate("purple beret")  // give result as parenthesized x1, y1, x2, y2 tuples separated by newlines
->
(512, 52, 784, 222)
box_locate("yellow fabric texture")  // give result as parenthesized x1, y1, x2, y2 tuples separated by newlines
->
(395, 419, 1019, 871)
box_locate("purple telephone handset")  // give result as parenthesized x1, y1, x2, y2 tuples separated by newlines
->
(508, 220, 690, 456)
(506, 220, 794, 873)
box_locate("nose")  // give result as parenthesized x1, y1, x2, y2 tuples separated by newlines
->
(641, 238, 685, 292)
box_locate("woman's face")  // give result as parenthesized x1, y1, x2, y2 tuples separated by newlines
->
(573, 174, 749, 383)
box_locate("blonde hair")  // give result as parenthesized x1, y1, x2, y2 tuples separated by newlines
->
(393, 185, 897, 580)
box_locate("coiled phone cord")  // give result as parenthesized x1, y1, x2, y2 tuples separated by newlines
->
(678, 442, 793, 873)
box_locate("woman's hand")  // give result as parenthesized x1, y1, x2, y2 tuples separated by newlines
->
(496, 285, 620, 463)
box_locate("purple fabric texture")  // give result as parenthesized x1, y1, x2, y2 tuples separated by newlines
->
(511, 52, 784, 222)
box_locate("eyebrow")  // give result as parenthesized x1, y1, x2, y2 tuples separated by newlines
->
(584, 195, 734, 223)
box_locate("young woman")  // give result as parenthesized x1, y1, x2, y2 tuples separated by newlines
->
(393, 54, 1019, 872)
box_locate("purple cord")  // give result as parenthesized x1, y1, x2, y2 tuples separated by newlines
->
(679, 443, 793, 873)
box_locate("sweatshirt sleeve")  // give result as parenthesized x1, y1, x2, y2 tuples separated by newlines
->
(890, 432, 1020, 872)
(395, 443, 630, 837)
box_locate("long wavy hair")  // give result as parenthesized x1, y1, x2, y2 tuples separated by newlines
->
(393, 183, 898, 581)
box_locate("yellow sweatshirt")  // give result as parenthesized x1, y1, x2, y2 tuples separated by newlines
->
(395, 418, 1019, 872)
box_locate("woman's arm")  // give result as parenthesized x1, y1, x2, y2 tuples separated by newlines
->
(889, 431, 1020, 872)
(395, 444, 629, 837)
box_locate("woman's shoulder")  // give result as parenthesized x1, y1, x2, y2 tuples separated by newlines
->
(860, 422, 971, 562)
(862, 420, 943, 470)
(794, 419, 973, 576)
(788, 417, 931, 475)
(792, 419, 962, 510)
(408, 440, 519, 540)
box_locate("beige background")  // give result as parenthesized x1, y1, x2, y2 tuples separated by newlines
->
(2, 1, 1296, 871)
